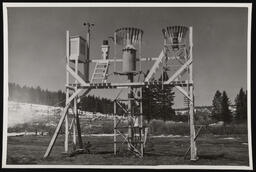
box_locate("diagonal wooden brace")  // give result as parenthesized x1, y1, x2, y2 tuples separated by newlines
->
(164, 58, 192, 85)
(67, 89, 83, 105)
(69, 66, 86, 82)
(44, 88, 91, 158)
(116, 100, 128, 114)
(66, 65, 89, 86)
(175, 86, 192, 102)
(145, 50, 165, 82)
(44, 104, 70, 158)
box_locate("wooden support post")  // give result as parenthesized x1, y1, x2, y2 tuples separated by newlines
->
(184, 125, 203, 159)
(75, 58, 83, 149)
(139, 87, 143, 157)
(76, 105, 83, 149)
(114, 100, 117, 155)
(73, 97, 77, 148)
(64, 30, 69, 153)
(114, 32, 117, 73)
(72, 60, 78, 149)
(83, 22, 91, 82)
(127, 74, 134, 151)
(139, 33, 142, 71)
(189, 27, 198, 161)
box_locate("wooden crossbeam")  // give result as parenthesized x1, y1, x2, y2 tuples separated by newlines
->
(90, 57, 159, 63)
(77, 81, 192, 89)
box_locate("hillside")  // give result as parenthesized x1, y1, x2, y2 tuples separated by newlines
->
(7, 101, 126, 135)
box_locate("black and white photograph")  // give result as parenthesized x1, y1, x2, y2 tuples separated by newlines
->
(2, 3, 253, 169)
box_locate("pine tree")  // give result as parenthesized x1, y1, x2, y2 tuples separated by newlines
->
(235, 88, 247, 122)
(155, 71, 175, 121)
(211, 90, 222, 121)
(142, 85, 156, 122)
(221, 91, 232, 124)
(142, 71, 175, 122)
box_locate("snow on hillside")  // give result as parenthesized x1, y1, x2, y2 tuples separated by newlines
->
(8, 101, 120, 128)
(8, 101, 62, 127)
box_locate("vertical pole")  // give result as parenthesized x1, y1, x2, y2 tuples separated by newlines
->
(114, 32, 117, 73)
(114, 100, 117, 155)
(127, 74, 134, 150)
(65, 30, 69, 153)
(139, 87, 143, 157)
(162, 36, 167, 90)
(76, 108, 83, 149)
(84, 23, 91, 83)
(139, 33, 142, 72)
(73, 113, 76, 148)
(86, 27, 90, 82)
(73, 60, 78, 149)
(189, 27, 197, 161)
(74, 59, 83, 149)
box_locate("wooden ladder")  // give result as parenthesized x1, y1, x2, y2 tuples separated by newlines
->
(90, 60, 109, 83)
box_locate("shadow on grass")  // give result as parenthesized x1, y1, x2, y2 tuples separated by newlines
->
(198, 153, 225, 160)
(7, 156, 37, 164)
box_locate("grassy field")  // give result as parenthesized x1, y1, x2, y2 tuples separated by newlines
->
(6, 102, 250, 166)
(6, 133, 249, 166)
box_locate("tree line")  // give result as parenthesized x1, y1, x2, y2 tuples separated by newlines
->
(9, 83, 66, 107)
(8, 82, 118, 115)
(211, 88, 247, 124)
(8, 82, 247, 123)
(8, 76, 175, 120)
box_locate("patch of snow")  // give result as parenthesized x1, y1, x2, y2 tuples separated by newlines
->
(222, 137, 236, 140)
(82, 134, 117, 137)
(8, 101, 119, 128)
(209, 121, 224, 126)
(7, 131, 48, 137)
(151, 134, 187, 138)
(7, 132, 25, 137)
(242, 143, 248, 145)
(165, 121, 183, 125)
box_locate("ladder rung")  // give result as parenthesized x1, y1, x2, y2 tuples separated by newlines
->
(97, 63, 108, 66)
(96, 68, 107, 70)
(95, 70, 106, 72)
(94, 72, 105, 75)
(91, 61, 109, 83)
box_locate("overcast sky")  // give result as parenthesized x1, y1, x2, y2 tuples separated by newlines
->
(7, 6, 248, 107)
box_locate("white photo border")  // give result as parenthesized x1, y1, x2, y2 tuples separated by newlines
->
(2, 2, 253, 170)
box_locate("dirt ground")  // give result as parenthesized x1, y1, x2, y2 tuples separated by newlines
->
(6, 134, 249, 166)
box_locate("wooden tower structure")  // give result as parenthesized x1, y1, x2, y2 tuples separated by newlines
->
(43, 25, 198, 161)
